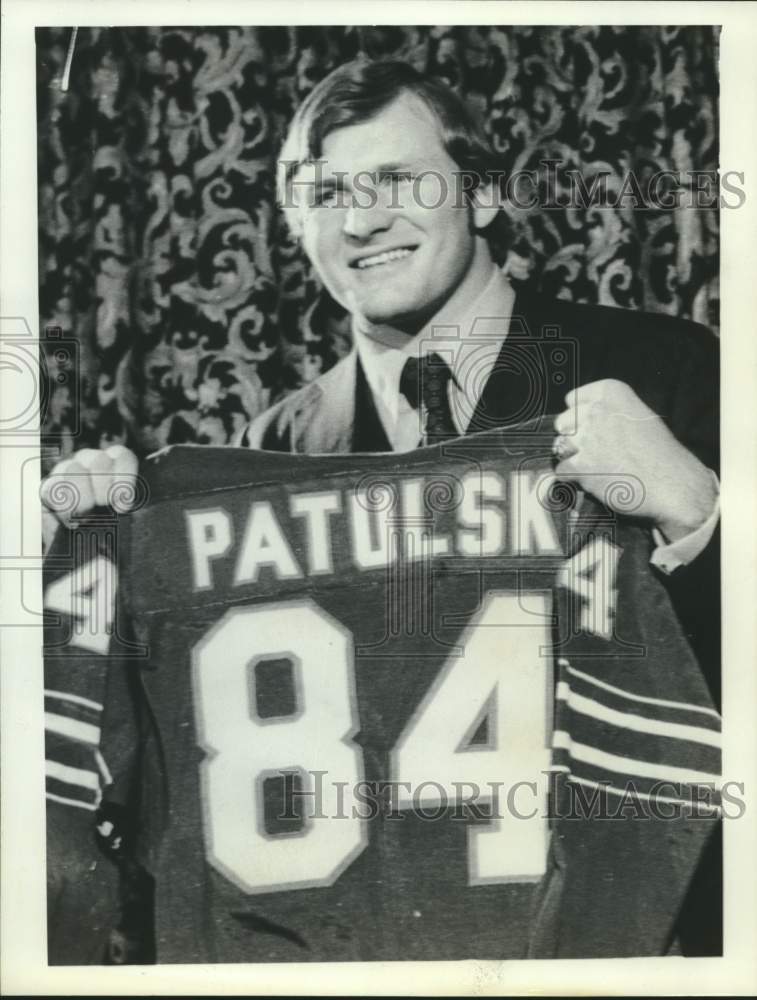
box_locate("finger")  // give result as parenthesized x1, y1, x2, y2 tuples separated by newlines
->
(108, 447, 139, 513)
(564, 384, 593, 409)
(552, 438, 579, 467)
(564, 379, 615, 408)
(40, 457, 86, 524)
(554, 455, 584, 482)
(41, 508, 61, 553)
(75, 449, 113, 507)
(553, 408, 578, 435)
(104, 444, 136, 464)
(53, 458, 96, 519)
(107, 446, 138, 478)
(40, 458, 72, 513)
(73, 448, 109, 470)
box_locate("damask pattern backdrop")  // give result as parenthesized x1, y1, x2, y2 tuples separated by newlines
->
(36, 25, 719, 463)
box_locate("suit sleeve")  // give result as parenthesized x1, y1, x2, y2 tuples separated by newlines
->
(643, 319, 722, 957)
(657, 323, 720, 711)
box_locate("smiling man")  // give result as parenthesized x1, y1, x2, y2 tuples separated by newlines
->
(239, 61, 720, 622)
(41, 56, 722, 960)
(43, 57, 721, 731)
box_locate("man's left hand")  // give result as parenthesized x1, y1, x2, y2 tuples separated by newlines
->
(553, 379, 717, 543)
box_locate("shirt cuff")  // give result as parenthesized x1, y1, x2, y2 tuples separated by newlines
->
(649, 471, 720, 575)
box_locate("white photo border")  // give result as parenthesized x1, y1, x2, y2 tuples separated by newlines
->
(2, 2, 755, 995)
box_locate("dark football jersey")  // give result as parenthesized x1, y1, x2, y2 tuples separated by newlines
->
(45, 427, 721, 963)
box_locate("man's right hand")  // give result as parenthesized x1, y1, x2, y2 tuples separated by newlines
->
(40, 445, 139, 552)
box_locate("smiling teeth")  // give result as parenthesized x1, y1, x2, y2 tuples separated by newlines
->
(356, 248, 413, 269)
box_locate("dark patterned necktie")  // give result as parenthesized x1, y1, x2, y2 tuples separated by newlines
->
(399, 352, 458, 444)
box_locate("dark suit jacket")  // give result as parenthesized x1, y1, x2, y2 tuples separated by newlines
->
(241, 291, 720, 710)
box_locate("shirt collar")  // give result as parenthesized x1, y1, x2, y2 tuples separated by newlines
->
(354, 266, 515, 428)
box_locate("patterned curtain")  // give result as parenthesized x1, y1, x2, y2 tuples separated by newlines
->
(36, 25, 719, 464)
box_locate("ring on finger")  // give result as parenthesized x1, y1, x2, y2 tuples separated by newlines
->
(552, 435, 575, 461)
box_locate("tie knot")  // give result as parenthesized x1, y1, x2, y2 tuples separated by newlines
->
(399, 353, 454, 412)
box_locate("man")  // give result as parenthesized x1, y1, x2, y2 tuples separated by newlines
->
(43, 58, 719, 693)
(41, 58, 721, 954)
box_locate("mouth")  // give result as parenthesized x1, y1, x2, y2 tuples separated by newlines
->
(350, 246, 418, 270)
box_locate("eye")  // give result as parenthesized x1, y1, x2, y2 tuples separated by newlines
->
(311, 187, 343, 209)
(379, 171, 414, 188)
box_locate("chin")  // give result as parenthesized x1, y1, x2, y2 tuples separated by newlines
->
(360, 298, 428, 328)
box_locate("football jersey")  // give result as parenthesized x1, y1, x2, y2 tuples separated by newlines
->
(45, 426, 721, 963)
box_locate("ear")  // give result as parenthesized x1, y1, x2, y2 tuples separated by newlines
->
(470, 179, 501, 232)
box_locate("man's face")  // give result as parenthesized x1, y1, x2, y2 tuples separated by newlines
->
(290, 92, 492, 336)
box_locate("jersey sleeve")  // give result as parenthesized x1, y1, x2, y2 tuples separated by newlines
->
(43, 517, 152, 964)
(43, 521, 120, 963)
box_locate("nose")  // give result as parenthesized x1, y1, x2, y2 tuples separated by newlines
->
(342, 192, 392, 242)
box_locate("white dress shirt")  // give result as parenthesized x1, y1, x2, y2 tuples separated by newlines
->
(354, 266, 516, 451)
(353, 266, 719, 574)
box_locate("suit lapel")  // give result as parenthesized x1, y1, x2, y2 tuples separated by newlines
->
(289, 352, 356, 454)
(469, 289, 567, 432)
(289, 350, 391, 454)
(352, 355, 393, 452)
